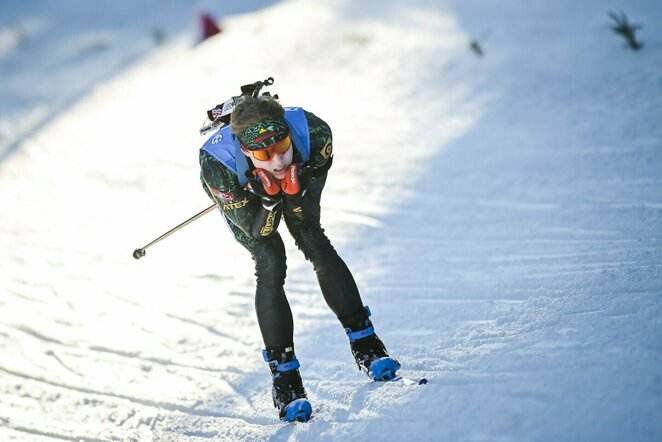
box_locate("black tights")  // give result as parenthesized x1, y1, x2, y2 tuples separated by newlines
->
(231, 176, 364, 347)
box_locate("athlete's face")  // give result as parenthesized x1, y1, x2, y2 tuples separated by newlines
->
(245, 143, 294, 180)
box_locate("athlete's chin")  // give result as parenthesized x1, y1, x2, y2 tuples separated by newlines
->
(271, 169, 287, 180)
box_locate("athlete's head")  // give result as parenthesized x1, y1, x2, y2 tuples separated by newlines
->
(232, 97, 293, 180)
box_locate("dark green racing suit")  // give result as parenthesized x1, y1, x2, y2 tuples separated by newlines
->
(199, 110, 365, 347)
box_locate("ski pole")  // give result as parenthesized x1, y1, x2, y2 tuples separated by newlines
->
(132, 203, 217, 259)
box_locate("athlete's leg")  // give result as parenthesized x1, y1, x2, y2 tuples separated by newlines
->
(229, 224, 293, 346)
(283, 176, 399, 380)
(228, 223, 310, 420)
(284, 175, 363, 318)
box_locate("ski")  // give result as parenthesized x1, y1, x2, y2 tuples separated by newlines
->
(390, 376, 428, 386)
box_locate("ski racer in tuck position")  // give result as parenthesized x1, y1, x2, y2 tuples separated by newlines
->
(198, 79, 400, 422)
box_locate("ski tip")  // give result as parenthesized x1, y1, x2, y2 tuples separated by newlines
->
(282, 398, 313, 423)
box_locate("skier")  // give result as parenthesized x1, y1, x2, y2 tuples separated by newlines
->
(199, 95, 400, 422)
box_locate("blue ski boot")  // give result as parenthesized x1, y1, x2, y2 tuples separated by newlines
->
(263, 346, 312, 423)
(342, 306, 401, 381)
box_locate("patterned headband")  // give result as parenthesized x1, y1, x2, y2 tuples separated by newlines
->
(238, 116, 290, 151)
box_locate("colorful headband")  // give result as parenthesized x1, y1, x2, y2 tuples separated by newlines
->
(238, 116, 290, 151)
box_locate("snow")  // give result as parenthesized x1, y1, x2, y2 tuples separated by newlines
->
(1, 0, 661, 440)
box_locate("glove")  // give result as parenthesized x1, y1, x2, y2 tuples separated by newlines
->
(248, 169, 283, 239)
(280, 163, 301, 196)
(280, 164, 305, 219)
(250, 168, 282, 211)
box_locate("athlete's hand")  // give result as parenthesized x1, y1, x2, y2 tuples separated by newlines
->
(280, 163, 301, 196)
(250, 169, 282, 211)
(280, 164, 305, 219)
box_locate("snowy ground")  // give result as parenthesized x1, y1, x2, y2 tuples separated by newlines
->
(0, 0, 276, 161)
(1, 0, 661, 441)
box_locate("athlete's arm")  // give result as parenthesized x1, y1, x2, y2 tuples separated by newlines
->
(199, 150, 261, 238)
(304, 111, 333, 177)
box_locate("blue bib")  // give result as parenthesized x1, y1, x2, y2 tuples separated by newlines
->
(201, 107, 311, 187)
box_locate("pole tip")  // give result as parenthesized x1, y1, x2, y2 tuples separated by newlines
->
(133, 248, 146, 260)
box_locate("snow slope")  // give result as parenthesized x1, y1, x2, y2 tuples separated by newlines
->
(0, 0, 277, 161)
(1, 0, 661, 441)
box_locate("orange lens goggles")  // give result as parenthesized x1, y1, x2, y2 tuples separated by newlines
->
(243, 136, 292, 161)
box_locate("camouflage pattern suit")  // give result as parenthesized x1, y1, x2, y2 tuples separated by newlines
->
(199, 110, 365, 347)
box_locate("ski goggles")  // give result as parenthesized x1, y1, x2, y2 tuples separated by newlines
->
(242, 135, 292, 161)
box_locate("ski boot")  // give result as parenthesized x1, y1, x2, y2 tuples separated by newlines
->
(342, 306, 401, 381)
(263, 345, 312, 422)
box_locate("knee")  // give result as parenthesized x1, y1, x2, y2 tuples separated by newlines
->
(295, 225, 336, 263)
(253, 244, 287, 286)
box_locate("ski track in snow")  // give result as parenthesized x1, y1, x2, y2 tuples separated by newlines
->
(1, 0, 662, 441)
